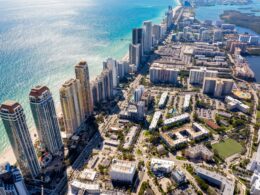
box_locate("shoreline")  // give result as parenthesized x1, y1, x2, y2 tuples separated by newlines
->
(0, 0, 181, 164)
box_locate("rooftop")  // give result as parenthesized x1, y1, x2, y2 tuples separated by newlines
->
(110, 159, 136, 174)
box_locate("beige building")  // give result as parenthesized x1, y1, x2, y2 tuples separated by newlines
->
(75, 61, 93, 118)
(185, 145, 213, 161)
(0, 101, 40, 178)
(60, 78, 85, 137)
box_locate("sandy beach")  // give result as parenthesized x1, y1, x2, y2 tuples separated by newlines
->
(0, 125, 39, 164)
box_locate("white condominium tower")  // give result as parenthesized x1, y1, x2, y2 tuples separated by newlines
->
(203, 77, 234, 97)
(29, 86, 63, 155)
(129, 43, 141, 69)
(75, 61, 94, 117)
(60, 79, 85, 137)
(143, 21, 153, 53)
(103, 58, 118, 88)
(150, 63, 179, 84)
(0, 101, 40, 179)
(165, 6, 173, 30)
(189, 67, 218, 85)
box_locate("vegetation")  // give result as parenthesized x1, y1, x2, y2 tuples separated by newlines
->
(212, 138, 243, 159)
(138, 181, 152, 195)
(220, 10, 260, 34)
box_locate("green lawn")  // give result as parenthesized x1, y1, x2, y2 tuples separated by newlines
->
(257, 110, 260, 119)
(212, 138, 243, 159)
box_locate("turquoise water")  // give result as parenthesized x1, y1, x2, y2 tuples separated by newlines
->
(0, 0, 176, 153)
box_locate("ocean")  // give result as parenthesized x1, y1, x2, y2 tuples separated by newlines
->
(0, 0, 177, 154)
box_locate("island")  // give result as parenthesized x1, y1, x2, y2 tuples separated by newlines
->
(220, 10, 260, 34)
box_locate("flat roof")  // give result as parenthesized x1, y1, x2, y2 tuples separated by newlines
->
(149, 111, 162, 130)
(164, 113, 190, 126)
(196, 167, 234, 195)
(111, 159, 136, 174)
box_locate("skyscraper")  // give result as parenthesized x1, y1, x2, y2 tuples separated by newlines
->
(29, 86, 63, 155)
(165, 6, 173, 30)
(60, 79, 85, 137)
(134, 85, 145, 103)
(0, 163, 29, 194)
(129, 43, 141, 69)
(152, 24, 161, 45)
(103, 58, 118, 88)
(75, 61, 94, 117)
(132, 28, 143, 56)
(117, 61, 129, 80)
(143, 21, 153, 53)
(0, 101, 40, 179)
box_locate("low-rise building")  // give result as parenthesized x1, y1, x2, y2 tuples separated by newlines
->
(163, 113, 190, 127)
(183, 94, 191, 111)
(104, 139, 120, 147)
(79, 169, 97, 181)
(185, 145, 213, 161)
(70, 180, 100, 194)
(217, 111, 232, 119)
(247, 140, 260, 194)
(123, 126, 140, 150)
(172, 170, 186, 184)
(151, 158, 175, 174)
(191, 122, 209, 140)
(149, 111, 162, 130)
(195, 167, 235, 195)
(158, 92, 168, 109)
(110, 159, 137, 184)
(160, 131, 189, 149)
(225, 96, 250, 113)
(251, 172, 260, 195)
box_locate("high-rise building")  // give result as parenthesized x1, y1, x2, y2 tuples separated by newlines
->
(90, 80, 99, 106)
(143, 21, 153, 53)
(129, 44, 141, 69)
(103, 58, 118, 88)
(0, 101, 40, 179)
(75, 60, 93, 117)
(160, 23, 167, 37)
(200, 30, 211, 42)
(0, 163, 29, 194)
(134, 85, 145, 103)
(189, 68, 218, 85)
(213, 29, 223, 43)
(202, 77, 234, 97)
(29, 86, 63, 155)
(152, 24, 161, 45)
(90, 68, 113, 105)
(60, 79, 85, 137)
(150, 63, 179, 84)
(132, 28, 143, 56)
(165, 6, 173, 30)
(137, 101, 145, 119)
(117, 61, 129, 80)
